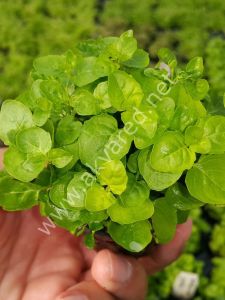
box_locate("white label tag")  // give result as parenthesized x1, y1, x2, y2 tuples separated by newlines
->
(172, 271, 199, 299)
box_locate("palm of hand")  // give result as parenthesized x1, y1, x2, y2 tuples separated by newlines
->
(0, 207, 91, 300)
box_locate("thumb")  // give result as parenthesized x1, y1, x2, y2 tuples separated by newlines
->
(92, 249, 148, 300)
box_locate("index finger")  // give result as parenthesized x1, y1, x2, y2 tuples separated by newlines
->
(138, 219, 193, 275)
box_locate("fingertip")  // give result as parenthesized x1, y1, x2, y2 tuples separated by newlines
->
(92, 249, 147, 300)
(92, 249, 133, 285)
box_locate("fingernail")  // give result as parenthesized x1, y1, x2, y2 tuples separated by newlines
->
(62, 295, 88, 300)
(107, 252, 133, 283)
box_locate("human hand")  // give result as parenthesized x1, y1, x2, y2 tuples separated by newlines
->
(0, 148, 192, 300)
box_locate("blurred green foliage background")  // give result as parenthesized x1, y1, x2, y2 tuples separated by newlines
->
(0, 0, 96, 99)
(0, 0, 225, 299)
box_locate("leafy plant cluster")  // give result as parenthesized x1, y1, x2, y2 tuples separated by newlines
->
(0, 0, 96, 99)
(98, 0, 225, 113)
(1, 0, 225, 106)
(0, 31, 225, 253)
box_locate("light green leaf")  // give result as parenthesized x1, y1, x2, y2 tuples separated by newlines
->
(85, 184, 116, 212)
(165, 183, 203, 210)
(98, 160, 128, 195)
(4, 147, 46, 182)
(108, 70, 144, 111)
(156, 97, 175, 128)
(150, 131, 196, 173)
(70, 89, 101, 115)
(186, 154, 225, 205)
(169, 84, 206, 131)
(33, 98, 52, 126)
(122, 105, 158, 149)
(186, 57, 204, 78)
(0, 100, 34, 145)
(185, 125, 211, 154)
(120, 173, 149, 207)
(79, 209, 108, 224)
(49, 173, 74, 209)
(74, 56, 117, 87)
(123, 49, 150, 68)
(48, 148, 73, 168)
(108, 199, 154, 224)
(33, 55, 67, 78)
(55, 115, 82, 146)
(58, 142, 80, 173)
(138, 148, 182, 191)
(0, 176, 41, 211)
(152, 197, 177, 244)
(108, 220, 152, 252)
(67, 171, 96, 208)
(79, 114, 118, 169)
(127, 150, 140, 173)
(16, 127, 52, 154)
(93, 81, 111, 109)
(204, 116, 225, 154)
(41, 199, 82, 233)
(103, 128, 133, 161)
(185, 79, 209, 101)
(108, 30, 137, 62)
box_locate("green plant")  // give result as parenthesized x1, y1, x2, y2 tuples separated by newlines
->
(210, 216, 225, 257)
(98, 0, 225, 116)
(200, 257, 225, 299)
(0, 0, 96, 100)
(0, 31, 225, 253)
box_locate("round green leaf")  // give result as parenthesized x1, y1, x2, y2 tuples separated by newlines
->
(0, 176, 41, 211)
(108, 199, 154, 224)
(120, 173, 149, 207)
(67, 171, 96, 208)
(165, 183, 203, 210)
(0, 100, 34, 145)
(152, 197, 177, 244)
(78, 114, 118, 169)
(108, 70, 143, 111)
(186, 57, 203, 78)
(49, 174, 74, 209)
(138, 149, 182, 191)
(150, 131, 196, 173)
(204, 116, 225, 154)
(108, 220, 152, 252)
(16, 127, 52, 154)
(85, 184, 116, 212)
(186, 154, 225, 205)
(4, 147, 46, 182)
(98, 160, 128, 195)
(55, 115, 82, 146)
(48, 148, 73, 168)
(93, 81, 111, 109)
(122, 49, 149, 68)
(70, 89, 101, 116)
(122, 105, 158, 149)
